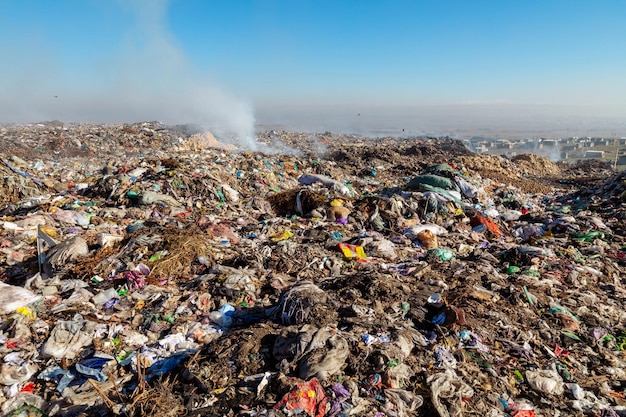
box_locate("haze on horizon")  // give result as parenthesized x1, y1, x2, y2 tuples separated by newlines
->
(1, 0, 626, 140)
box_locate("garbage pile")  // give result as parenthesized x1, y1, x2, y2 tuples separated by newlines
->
(1, 122, 625, 417)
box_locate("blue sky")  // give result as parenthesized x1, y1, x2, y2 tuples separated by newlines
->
(1, 0, 625, 135)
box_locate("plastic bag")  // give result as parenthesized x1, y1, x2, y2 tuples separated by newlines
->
(428, 369, 474, 417)
(0, 283, 41, 315)
(41, 318, 96, 359)
(382, 388, 424, 417)
(525, 369, 564, 395)
(338, 242, 366, 260)
(274, 377, 328, 417)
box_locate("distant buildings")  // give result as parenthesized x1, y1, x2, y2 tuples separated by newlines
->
(585, 150, 604, 158)
(463, 135, 625, 166)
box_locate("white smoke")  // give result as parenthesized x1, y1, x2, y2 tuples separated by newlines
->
(0, 0, 258, 150)
(532, 139, 562, 162)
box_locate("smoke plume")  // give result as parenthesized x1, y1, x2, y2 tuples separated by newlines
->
(0, 0, 258, 150)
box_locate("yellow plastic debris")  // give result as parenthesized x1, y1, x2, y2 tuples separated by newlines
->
(271, 230, 294, 242)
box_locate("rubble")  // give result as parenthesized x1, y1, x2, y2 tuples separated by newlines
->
(0, 122, 625, 417)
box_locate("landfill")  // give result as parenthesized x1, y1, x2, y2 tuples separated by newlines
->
(0, 121, 625, 417)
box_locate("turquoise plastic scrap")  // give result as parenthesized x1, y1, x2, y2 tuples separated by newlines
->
(428, 248, 455, 261)
(549, 306, 580, 323)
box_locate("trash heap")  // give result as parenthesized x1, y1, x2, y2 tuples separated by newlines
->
(0, 122, 625, 417)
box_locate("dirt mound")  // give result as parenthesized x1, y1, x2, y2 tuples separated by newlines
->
(511, 153, 562, 176)
(455, 154, 556, 193)
(456, 154, 515, 175)
(184, 132, 238, 152)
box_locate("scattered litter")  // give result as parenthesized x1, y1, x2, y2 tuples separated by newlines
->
(0, 123, 624, 416)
